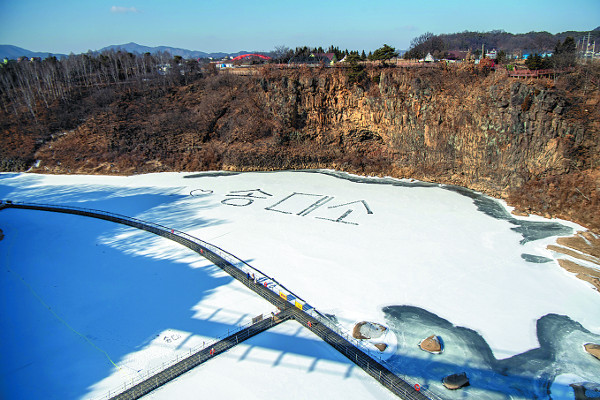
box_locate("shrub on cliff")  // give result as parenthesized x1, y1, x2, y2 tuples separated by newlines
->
(346, 53, 366, 84)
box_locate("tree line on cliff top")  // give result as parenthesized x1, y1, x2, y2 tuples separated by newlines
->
(274, 28, 598, 64)
(406, 32, 579, 70)
(0, 43, 403, 120)
(1, 26, 595, 122)
(0, 50, 212, 119)
(404, 28, 599, 60)
(2, 27, 597, 117)
(270, 44, 396, 64)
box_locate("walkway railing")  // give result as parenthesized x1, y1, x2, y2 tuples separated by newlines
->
(107, 312, 292, 400)
(304, 311, 445, 400)
(91, 317, 275, 400)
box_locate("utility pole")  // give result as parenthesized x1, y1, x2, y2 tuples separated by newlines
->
(587, 32, 591, 50)
(586, 32, 591, 63)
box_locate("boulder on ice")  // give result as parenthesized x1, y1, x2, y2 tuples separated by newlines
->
(374, 343, 387, 352)
(419, 335, 443, 354)
(443, 372, 469, 390)
(570, 381, 600, 399)
(352, 321, 387, 340)
(584, 343, 600, 361)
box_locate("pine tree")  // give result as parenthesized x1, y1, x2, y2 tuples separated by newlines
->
(369, 44, 398, 61)
(346, 53, 365, 84)
(552, 37, 576, 69)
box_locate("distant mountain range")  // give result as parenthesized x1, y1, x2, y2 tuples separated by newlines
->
(3, 27, 598, 61)
(0, 42, 261, 60)
(98, 42, 255, 59)
(0, 44, 67, 60)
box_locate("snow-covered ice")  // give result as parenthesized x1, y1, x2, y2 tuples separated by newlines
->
(144, 320, 399, 400)
(0, 206, 275, 399)
(1, 170, 599, 400)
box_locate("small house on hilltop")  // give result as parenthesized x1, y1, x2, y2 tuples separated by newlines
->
(420, 53, 434, 63)
(310, 52, 337, 65)
(485, 49, 498, 59)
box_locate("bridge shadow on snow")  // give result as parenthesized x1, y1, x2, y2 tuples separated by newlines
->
(0, 177, 187, 217)
(0, 207, 372, 400)
(0, 175, 225, 237)
(0, 181, 227, 399)
(0, 188, 363, 400)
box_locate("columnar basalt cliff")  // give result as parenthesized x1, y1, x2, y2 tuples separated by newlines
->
(258, 68, 592, 190)
(2, 65, 599, 230)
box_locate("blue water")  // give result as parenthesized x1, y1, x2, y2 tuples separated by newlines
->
(383, 306, 600, 400)
(314, 170, 599, 399)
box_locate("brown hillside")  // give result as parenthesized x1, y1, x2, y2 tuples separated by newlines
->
(1, 64, 599, 231)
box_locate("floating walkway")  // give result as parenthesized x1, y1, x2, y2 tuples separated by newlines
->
(1, 200, 436, 400)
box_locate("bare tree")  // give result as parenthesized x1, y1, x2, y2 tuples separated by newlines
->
(271, 45, 292, 63)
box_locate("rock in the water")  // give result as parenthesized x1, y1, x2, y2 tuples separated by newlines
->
(584, 343, 600, 361)
(0, 229, 4, 241)
(511, 208, 529, 217)
(374, 343, 387, 352)
(352, 321, 387, 339)
(419, 335, 442, 353)
(352, 322, 369, 339)
(443, 372, 469, 390)
(570, 382, 600, 400)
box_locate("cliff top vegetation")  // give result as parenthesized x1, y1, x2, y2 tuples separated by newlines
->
(0, 49, 599, 232)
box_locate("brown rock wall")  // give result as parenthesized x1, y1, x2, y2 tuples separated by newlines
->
(255, 67, 598, 229)
(11, 65, 598, 231)
(261, 68, 595, 191)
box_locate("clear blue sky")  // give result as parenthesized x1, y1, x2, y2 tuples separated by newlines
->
(1, 0, 598, 54)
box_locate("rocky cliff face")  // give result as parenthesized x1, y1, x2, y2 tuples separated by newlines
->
(15, 66, 600, 231)
(253, 67, 598, 229)
(259, 68, 596, 194)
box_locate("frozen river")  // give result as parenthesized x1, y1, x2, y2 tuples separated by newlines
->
(1, 170, 599, 399)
